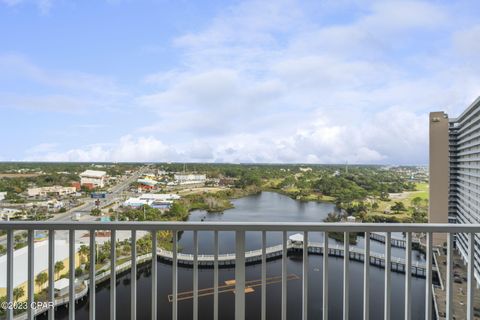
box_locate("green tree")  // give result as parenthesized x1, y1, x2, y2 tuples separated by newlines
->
(54, 261, 65, 278)
(13, 287, 25, 301)
(390, 202, 407, 214)
(35, 272, 48, 289)
(75, 267, 83, 277)
(79, 244, 89, 256)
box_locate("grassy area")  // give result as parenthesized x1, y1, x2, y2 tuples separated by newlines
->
(262, 178, 337, 203)
(411, 182, 428, 199)
(177, 187, 227, 196)
(364, 182, 428, 222)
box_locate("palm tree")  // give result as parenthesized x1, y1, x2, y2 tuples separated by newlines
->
(13, 287, 25, 301)
(35, 272, 48, 290)
(79, 245, 89, 256)
(54, 261, 65, 278)
(79, 244, 90, 264)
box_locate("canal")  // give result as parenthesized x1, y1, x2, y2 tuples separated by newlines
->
(48, 192, 426, 320)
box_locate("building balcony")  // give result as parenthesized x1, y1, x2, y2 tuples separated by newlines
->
(0, 221, 478, 320)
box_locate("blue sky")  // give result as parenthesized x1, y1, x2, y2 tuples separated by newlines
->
(1, 0, 480, 164)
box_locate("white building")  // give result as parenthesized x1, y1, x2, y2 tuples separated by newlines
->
(174, 174, 207, 186)
(124, 193, 180, 208)
(27, 186, 77, 197)
(140, 193, 180, 201)
(80, 170, 107, 188)
(0, 192, 6, 202)
(54, 278, 71, 297)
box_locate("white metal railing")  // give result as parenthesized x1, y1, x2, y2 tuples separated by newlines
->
(0, 221, 479, 320)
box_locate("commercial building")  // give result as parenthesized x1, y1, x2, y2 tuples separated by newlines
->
(27, 186, 77, 197)
(429, 96, 480, 282)
(80, 170, 107, 188)
(123, 193, 180, 209)
(174, 173, 207, 186)
(137, 178, 158, 189)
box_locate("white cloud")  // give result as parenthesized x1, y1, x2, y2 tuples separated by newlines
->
(11, 0, 480, 164)
(129, 0, 459, 164)
(29, 136, 180, 162)
(36, 108, 422, 164)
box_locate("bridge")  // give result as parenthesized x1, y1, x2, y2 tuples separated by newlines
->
(156, 240, 432, 278)
(369, 232, 424, 249)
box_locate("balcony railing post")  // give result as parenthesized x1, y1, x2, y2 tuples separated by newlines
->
(384, 232, 391, 320)
(446, 232, 453, 320)
(110, 229, 116, 320)
(27, 229, 34, 320)
(151, 230, 157, 320)
(343, 232, 349, 320)
(467, 232, 475, 320)
(302, 231, 308, 320)
(282, 230, 287, 320)
(405, 232, 412, 320)
(69, 229, 75, 320)
(235, 230, 245, 320)
(131, 230, 137, 320)
(172, 230, 178, 320)
(193, 230, 199, 320)
(214, 230, 219, 320)
(261, 230, 266, 320)
(48, 229, 55, 320)
(323, 232, 329, 320)
(425, 232, 432, 320)
(363, 231, 370, 320)
(89, 229, 96, 320)
(6, 229, 13, 320)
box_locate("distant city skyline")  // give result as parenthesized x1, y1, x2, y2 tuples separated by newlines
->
(1, 0, 480, 164)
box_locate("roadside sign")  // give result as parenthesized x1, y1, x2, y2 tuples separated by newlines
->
(91, 192, 106, 199)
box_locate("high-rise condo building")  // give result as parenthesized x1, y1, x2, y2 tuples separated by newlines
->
(430, 96, 480, 281)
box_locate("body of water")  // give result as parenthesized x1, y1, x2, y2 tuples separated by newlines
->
(48, 192, 426, 320)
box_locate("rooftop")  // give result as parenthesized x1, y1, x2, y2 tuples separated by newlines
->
(79, 170, 107, 178)
(0, 239, 80, 288)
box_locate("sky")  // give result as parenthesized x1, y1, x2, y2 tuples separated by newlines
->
(1, 0, 480, 164)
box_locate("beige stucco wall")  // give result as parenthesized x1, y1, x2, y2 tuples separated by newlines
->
(0, 253, 82, 300)
(429, 112, 449, 245)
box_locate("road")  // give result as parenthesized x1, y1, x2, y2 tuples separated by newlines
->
(54, 166, 147, 222)
(0, 166, 149, 245)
